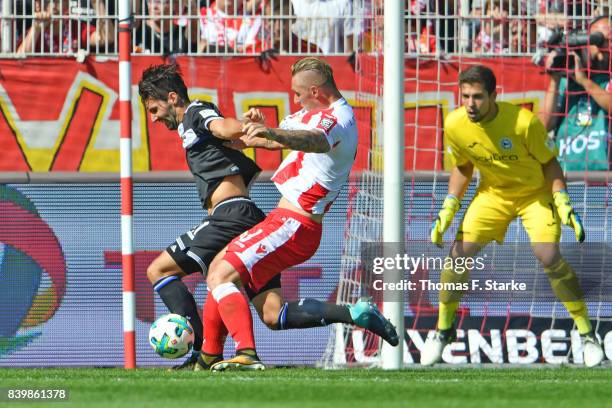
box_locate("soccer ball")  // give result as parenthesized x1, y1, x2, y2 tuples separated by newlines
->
(148, 313, 194, 359)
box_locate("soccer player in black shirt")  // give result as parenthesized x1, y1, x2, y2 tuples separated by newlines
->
(138, 64, 398, 370)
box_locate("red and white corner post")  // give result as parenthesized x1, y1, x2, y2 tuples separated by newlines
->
(118, 0, 135, 369)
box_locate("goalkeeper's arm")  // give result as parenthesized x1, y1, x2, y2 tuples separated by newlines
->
(542, 157, 585, 242)
(431, 162, 474, 247)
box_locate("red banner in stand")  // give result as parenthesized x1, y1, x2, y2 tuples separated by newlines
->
(0, 56, 548, 172)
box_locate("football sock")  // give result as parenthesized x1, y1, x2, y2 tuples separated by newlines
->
(236, 348, 260, 360)
(212, 282, 256, 351)
(202, 290, 228, 356)
(563, 301, 592, 335)
(437, 264, 467, 330)
(154, 276, 203, 351)
(277, 299, 353, 329)
(197, 352, 223, 369)
(437, 301, 459, 331)
(544, 259, 592, 334)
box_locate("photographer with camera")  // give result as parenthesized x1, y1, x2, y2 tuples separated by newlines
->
(538, 16, 612, 171)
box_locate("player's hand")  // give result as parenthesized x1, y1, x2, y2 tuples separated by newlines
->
(242, 121, 272, 141)
(224, 136, 248, 150)
(430, 195, 461, 247)
(553, 190, 585, 243)
(225, 134, 272, 149)
(243, 108, 266, 124)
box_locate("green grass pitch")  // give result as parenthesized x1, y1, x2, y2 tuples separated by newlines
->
(1, 367, 611, 408)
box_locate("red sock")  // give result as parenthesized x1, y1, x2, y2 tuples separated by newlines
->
(202, 291, 228, 356)
(212, 283, 255, 351)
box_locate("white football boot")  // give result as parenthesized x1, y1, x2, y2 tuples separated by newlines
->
(420, 328, 456, 366)
(582, 332, 605, 367)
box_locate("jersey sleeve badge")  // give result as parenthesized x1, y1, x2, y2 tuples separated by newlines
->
(316, 113, 338, 134)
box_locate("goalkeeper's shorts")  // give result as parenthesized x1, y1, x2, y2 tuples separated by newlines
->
(457, 189, 561, 244)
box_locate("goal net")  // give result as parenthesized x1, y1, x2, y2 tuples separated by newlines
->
(321, 0, 612, 367)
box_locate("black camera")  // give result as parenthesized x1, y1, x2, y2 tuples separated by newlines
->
(69, 0, 96, 22)
(545, 28, 605, 70)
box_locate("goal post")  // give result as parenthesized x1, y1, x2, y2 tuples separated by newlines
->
(320, 2, 612, 368)
(119, 0, 135, 369)
(381, 0, 405, 370)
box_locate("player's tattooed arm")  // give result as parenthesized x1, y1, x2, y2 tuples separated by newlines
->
(226, 135, 285, 150)
(243, 122, 330, 153)
(267, 128, 331, 153)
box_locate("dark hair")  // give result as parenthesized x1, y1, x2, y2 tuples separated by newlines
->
(138, 64, 189, 105)
(590, 15, 610, 30)
(458, 65, 496, 95)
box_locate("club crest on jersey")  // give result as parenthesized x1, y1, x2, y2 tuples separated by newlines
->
(317, 113, 337, 133)
(500, 138, 513, 150)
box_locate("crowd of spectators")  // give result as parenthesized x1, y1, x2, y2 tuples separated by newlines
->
(8, 0, 116, 54)
(1, 1, 610, 171)
(0, 0, 609, 56)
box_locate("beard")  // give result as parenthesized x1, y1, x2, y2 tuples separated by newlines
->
(163, 105, 180, 130)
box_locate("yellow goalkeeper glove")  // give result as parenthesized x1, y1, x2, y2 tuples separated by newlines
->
(431, 194, 461, 247)
(553, 190, 585, 243)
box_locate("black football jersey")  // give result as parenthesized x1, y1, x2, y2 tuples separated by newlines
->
(179, 100, 261, 208)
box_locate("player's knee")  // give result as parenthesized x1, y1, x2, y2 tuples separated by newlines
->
(450, 241, 481, 259)
(537, 254, 559, 268)
(262, 311, 279, 330)
(206, 270, 220, 289)
(206, 266, 230, 289)
(207, 261, 241, 289)
(146, 263, 163, 284)
(533, 245, 561, 268)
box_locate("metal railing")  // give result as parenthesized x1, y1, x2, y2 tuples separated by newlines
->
(0, 0, 609, 58)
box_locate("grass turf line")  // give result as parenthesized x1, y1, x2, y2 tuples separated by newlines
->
(0, 367, 611, 408)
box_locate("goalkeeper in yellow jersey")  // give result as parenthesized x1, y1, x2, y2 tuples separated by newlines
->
(421, 65, 604, 367)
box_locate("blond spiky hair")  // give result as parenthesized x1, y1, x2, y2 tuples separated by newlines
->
(291, 57, 337, 88)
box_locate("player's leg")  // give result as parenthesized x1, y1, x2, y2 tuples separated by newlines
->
(194, 286, 228, 371)
(156, 200, 263, 370)
(438, 191, 512, 332)
(420, 240, 483, 366)
(248, 279, 398, 345)
(176, 197, 265, 370)
(422, 191, 513, 366)
(436, 240, 482, 328)
(147, 250, 203, 369)
(206, 208, 323, 371)
(191, 199, 268, 371)
(206, 256, 262, 370)
(521, 192, 604, 366)
(149, 217, 232, 370)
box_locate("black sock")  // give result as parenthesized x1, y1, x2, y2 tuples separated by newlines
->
(197, 352, 222, 369)
(277, 298, 353, 330)
(154, 276, 203, 351)
(236, 348, 260, 360)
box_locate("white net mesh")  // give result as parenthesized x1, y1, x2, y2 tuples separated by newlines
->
(322, 1, 612, 367)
